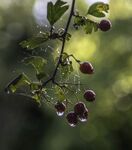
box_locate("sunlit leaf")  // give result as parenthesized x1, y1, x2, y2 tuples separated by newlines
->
(20, 32, 49, 49)
(23, 56, 47, 80)
(83, 20, 99, 34)
(5, 73, 31, 93)
(87, 2, 109, 18)
(47, 0, 69, 25)
(32, 93, 42, 104)
(84, 21, 93, 34)
(30, 82, 41, 92)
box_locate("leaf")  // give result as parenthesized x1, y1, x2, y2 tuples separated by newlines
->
(93, 22, 99, 32)
(5, 73, 31, 93)
(23, 56, 47, 80)
(74, 16, 86, 26)
(84, 21, 93, 34)
(32, 93, 42, 104)
(84, 20, 99, 34)
(20, 32, 49, 49)
(54, 85, 66, 101)
(30, 82, 41, 92)
(47, 0, 69, 25)
(87, 2, 109, 18)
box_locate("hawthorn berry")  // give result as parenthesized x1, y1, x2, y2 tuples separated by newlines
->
(66, 111, 78, 127)
(74, 102, 86, 115)
(55, 102, 66, 116)
(79, 61, 94, 74)
(84, 90, 96, 102)
(78, 108, 88, 122)
(99, 19, 112, 32)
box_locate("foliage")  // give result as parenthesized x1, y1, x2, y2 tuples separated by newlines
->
(5, 0, 111, 127)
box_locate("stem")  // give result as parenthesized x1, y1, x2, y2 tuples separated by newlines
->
(52, 0, 75, 80)
(42, 0, 76, 87)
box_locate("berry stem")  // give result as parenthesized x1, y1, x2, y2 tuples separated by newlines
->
(42, 0, 76, 87)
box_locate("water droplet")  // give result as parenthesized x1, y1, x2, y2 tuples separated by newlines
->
(57, 111, 64, 116)
(79, 117, 87, 122)
(5, 88, 10, 94)
(69, 123, 76, 127)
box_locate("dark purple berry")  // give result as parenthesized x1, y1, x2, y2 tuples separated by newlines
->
(80, 61, 94, 74)
(74, 102, 86, 115)
(84, 90, 96, 102)
(99, 20, 112, 32)
(78, 108, 88, 122)
(66, 111, 78, 127)
(55, 102, 66, 116)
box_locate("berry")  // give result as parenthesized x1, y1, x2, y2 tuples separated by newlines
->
(99, 20, 112, 32)
(74, 102, 86, 115)
(66, 111, 78, 127)
(78, 108, 88, 122)
(55, 102, 66, 116)
(80, 61, 94, 74)
(84, 90, 96, 102)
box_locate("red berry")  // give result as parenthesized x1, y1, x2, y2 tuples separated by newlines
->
(78, 108, 88, 122)
(66, 111, 78, 127)
(55, 102, 66, 116)
(74, 102, 86, 115)
(84, 90, 96, 102)
(80, 62, 94, 74)
(99, 20, 112, 32)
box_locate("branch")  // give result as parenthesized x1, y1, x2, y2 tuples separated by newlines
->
(42, 0, 76, 87)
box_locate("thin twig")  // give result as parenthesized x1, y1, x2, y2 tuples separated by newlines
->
(42, 0, 76, 87)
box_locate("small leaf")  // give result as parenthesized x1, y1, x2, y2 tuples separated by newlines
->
(30, 82, 41, 92)
(20, 32, 49, 49)
(87, 2, 109, 18)
(47, 0, 69, 25)
(93, 22, 99, 32)
(54, 85, 66, 101)
(23, 56, 47, 80)
(84, 21, 93, 34)
(5, 73, 31, 93)
(83, 20, 99, 34)
(32, 93, 42, 104)
(74, 16, 86, 27)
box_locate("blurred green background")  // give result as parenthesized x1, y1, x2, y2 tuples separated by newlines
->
(0, 0, 132, 150)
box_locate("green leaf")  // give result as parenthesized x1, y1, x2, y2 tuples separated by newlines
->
(23, 56, 47, 80)
(84, 21, 93, 34)
(87, 2, 109, 18)
(30, 82, 41, 92)
(5, 73, 31, 93)
(32, 93, 42, 104)
(47, 0, 69, 25)
(74, 16, 86, 26)
(54, 85, 66, 101)
(20, 32, 49, 49)
(84, 20, 99, 34)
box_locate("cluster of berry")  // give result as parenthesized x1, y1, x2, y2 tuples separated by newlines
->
(55, 62, 96, 127)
